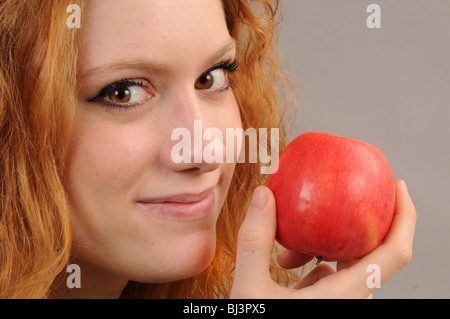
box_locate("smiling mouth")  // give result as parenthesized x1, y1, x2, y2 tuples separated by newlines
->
(136, 187, 216, 220)
(138, 187, 214, 204)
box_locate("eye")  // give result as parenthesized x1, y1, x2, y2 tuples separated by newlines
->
(88, 79, 153, 108)
(195, 69, 227, 91)
(194, 59, 239, 92)
(109, 85, 149, 104)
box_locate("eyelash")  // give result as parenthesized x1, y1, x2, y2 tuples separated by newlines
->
(202, 58, 239, 89)
(87, 79, 151, 109)
(87, 58, 239, 109)
(205, 59, 239, 92)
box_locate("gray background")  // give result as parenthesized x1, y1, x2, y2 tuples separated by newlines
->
(278, 0, 450, 298)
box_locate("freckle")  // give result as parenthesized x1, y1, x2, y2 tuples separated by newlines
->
(95, 171, 99, 176)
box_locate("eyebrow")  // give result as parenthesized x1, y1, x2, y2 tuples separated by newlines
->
(78, 38, 236, 80)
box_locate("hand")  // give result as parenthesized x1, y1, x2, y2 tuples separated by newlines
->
(230, 180, 416, 298)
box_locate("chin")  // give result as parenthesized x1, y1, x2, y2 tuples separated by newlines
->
(129, 231, 217, 284)
(175, 240, 216, 281)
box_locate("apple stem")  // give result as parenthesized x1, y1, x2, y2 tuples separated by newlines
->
(315, 256, 322, 265)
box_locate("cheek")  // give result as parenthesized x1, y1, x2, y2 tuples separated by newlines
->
(63, 120, 153, 250)
(225, 94, 242, 129)
(223, 95, 243, 163)
(210, 93, 243, 154)
(65, 121, 156, 199)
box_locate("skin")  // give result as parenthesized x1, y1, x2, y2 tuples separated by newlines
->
(54, 0, 417, 298)
(57, 0, 241, 298)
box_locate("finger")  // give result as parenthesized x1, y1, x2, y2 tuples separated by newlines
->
(232, 186, 277, 295)
(379, 180, 417, 254)
(277, 249, 314, 269)
(336, 259, 359, 271)
(316, 180, 417, 298)
(294, 262, 336, 290)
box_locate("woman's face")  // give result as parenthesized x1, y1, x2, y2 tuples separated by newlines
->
(66, 0, 241, 289)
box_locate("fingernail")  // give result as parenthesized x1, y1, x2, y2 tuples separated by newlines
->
(249, 187, 267, 212)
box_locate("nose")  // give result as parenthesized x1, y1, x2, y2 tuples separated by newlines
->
(159, 91, 224, 174)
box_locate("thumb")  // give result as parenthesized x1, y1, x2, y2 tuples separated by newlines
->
(232, 186, 277, 296)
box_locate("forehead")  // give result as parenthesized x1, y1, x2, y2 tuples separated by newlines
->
(77, 0, 230, 71)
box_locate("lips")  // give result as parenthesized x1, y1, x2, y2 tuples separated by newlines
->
(136, 187, 216, 220)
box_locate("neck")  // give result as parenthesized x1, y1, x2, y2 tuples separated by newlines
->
(49, 260, 129, 299)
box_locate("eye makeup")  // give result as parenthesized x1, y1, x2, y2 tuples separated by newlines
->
(87, 78, 153, 109)
(201, 58, 239, 78)
(86, 58, 239, 109)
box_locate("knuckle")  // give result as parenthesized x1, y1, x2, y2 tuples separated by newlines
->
(407, 202, 417, 222)
(411, 207, 418, 223)
(237, 225, 266, 253)
(407, 197, 417, 223)
(395, 243, 413, 268)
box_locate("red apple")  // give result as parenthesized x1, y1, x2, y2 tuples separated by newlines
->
(266, 132, 395, 261)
